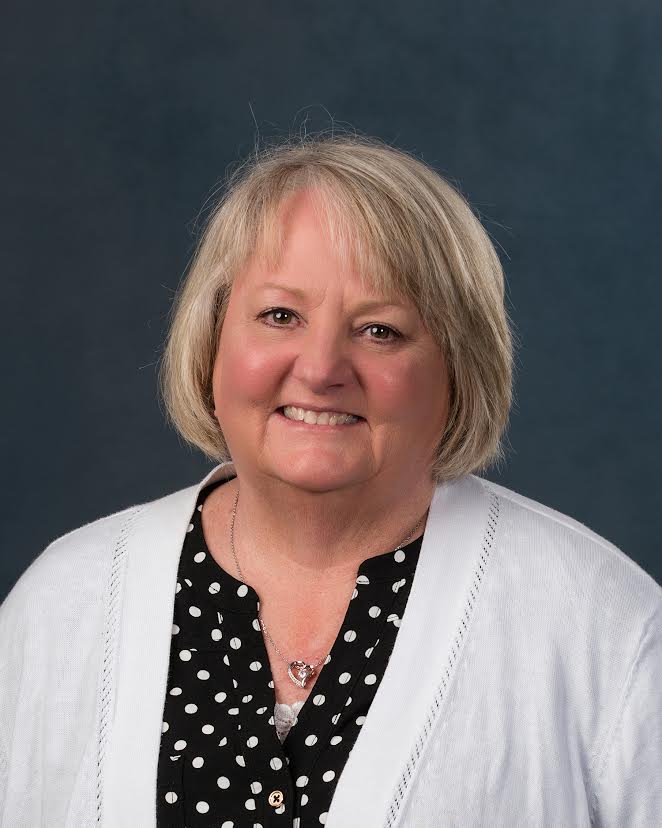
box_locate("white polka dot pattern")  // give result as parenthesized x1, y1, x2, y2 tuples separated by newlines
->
(156, 477, 423, 826)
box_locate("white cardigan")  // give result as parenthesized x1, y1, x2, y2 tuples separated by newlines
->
(1, 462, 660, 827)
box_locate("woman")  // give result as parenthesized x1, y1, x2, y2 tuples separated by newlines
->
(1, 134, 660, 827)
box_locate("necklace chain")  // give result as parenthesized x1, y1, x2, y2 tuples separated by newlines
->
(229, 484, 427, 683)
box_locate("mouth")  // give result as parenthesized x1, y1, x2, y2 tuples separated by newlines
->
(275, 406, 365, 427)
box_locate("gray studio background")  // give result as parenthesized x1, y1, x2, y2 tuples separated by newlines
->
(2, 1, 661, 601)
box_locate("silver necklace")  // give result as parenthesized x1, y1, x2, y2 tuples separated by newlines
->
(229, 486, 427, 688)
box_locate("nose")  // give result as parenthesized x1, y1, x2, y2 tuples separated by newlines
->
(290, 321, 354, 392)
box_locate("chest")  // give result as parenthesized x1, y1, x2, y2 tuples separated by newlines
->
(157, 518, 422, 828)
(256, 597, 350, 704)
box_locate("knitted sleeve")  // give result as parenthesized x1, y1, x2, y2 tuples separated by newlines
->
(590, 602, 662, 826)
(0, 732, 7, 822)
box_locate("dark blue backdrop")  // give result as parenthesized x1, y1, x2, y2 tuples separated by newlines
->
(2, 1, 661, 599)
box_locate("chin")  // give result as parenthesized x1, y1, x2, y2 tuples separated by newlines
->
(266, 455, 367, 494)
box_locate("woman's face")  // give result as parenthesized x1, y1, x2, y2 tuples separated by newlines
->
(212, 189, 450, 496)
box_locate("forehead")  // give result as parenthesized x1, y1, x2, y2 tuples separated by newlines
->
(236, 260, 412, 314)
(235, 188, 408, 306)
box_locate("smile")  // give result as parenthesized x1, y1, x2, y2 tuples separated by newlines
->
(278, 406, 362, 426)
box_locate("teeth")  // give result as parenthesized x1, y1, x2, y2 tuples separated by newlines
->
(283, 406, 359, 426)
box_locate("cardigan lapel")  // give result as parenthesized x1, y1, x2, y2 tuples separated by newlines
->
(103, 461, 237, 828)
(326, 474, 495, 827)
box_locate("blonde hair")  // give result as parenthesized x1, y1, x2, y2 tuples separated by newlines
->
(159, 132, 514, 483)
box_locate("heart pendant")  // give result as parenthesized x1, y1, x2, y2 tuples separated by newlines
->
(287, 660, 316, 688)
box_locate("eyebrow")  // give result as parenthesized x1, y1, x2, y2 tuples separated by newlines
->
(257, 282, 406, 313)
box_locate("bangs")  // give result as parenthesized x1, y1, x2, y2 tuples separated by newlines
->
(227, 168, 436, 324)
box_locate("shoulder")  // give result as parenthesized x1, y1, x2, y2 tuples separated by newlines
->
(478, 476, 626, 553)
(0, 504, 138, 632)
(1, 463, 233, 626)
(475, 475, 662, 627)
(0, 479, 196, 625)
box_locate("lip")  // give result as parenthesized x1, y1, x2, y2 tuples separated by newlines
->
(277, 404, 363, 419)
(274, 408, 363, 427)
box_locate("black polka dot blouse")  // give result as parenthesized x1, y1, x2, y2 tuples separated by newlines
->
(157, 477, 422, 827)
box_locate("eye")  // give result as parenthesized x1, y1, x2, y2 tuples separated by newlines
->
(257, 308, 401, 344)
(258, 307, 298, 326)
(362, 323, 401, 343)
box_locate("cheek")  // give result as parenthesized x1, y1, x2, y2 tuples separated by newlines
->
(369, 361, 429, 409)
(213, 335, 287, 408)
(369, 356, 448, 426)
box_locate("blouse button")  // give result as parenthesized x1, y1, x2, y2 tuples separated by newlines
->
(268, 789, 284, 807)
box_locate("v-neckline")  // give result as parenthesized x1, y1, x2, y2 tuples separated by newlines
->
(102, 462, 498, 828)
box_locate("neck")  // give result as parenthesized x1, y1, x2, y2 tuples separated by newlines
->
(228, 471, 434, 586)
